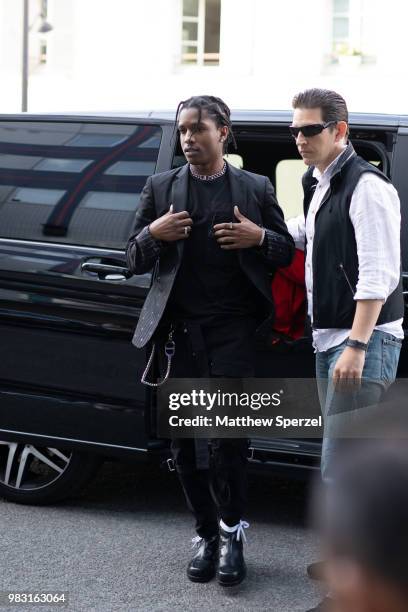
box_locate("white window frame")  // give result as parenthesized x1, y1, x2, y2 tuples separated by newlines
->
(181, 0, 220, 66)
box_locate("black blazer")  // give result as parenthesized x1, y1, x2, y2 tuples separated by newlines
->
(126, 162, 294, 348)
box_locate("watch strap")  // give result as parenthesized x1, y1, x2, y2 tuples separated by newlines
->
(346, 338, 368, 352)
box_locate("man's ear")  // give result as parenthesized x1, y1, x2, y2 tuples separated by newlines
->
(219, 125, 229, 142)
(336, 121, 348, 142)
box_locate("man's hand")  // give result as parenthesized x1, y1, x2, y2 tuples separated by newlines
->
(213, 205, 263, 250)
(333, 346, 366, 391)
(149, 205, 193, 242)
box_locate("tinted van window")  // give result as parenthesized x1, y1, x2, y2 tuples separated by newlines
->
(0, 121, 162, 248)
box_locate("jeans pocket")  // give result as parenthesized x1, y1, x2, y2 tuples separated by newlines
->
(381, 338, 402, 384)
(382, 337, 403, 349)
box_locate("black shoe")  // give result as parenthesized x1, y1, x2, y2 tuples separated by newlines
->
(306, 596, 333, 612)
(187, 535, 219, 583)
(306, 560, 327, 582)
(216, 524, 247, 587)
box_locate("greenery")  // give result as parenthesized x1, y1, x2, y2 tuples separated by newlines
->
(334, 42, 362, 56)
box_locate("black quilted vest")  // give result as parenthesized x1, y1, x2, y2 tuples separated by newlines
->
(302, 147, 404, 328)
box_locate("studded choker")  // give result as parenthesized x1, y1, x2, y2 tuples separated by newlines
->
(189, 161, 227, 181)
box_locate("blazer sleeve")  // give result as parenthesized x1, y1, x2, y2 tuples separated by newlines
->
(125, 176, 164, 275)
(256, 177, 295, 269)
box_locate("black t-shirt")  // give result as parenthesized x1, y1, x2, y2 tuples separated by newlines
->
(167, 168, 257, 320)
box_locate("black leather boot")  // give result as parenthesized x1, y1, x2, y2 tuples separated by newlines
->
(216, 522, 248, 586)
(187, 535, 219, 583)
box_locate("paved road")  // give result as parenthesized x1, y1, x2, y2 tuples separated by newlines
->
(0, 460, 322, 612)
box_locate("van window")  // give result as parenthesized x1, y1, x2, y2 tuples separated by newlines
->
(275, 156, 382, 220)
(0, 121, 162, 249)
(275, 159, 305, 220)
(224, 154, 244, 169)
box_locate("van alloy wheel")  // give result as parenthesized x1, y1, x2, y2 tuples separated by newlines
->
(0, 441, 102, 505)
(0, 441, 72, 490)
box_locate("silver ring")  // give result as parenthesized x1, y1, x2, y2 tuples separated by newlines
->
(229, 222, 233, 230)
(184, 227, 189, 236)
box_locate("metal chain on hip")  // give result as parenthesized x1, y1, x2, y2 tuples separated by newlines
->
(141, 327, 175, 387)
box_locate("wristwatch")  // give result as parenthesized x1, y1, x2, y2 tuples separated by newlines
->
(346, 338, 368, 352)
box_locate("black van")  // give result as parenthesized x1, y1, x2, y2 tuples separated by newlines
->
(0, 111, 407, 504)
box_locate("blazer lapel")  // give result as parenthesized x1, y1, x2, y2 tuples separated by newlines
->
(227, 162, 249, 218)
(171, 163, 190, 258)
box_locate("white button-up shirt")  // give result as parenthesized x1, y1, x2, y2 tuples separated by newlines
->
(287, 148, 404, 352)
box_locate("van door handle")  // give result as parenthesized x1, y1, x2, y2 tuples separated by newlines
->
(81, 261, 132, 281)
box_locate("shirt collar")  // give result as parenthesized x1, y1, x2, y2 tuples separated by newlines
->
(312, 145, 348, 182)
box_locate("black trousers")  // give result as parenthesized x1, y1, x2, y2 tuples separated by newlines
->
(157, 315, 256, 538)
(172, 436, 249, 538)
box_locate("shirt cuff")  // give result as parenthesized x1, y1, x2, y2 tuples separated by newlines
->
(137, 225, 163, 255)
(261, 227, 293, 264)
(354, 290, 387, 301)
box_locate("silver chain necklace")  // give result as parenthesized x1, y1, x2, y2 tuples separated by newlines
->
(189, 161, 227, 181)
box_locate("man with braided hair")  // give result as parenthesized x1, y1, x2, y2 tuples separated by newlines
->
(126, 95, 294, 585)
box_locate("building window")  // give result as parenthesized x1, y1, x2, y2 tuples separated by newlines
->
(331, 0, 376, 63)
(181, 0, 221, 66)
(30, 0, 50, 67)
(332, 0, 351, 53)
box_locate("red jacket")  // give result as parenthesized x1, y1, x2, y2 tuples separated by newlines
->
(271, 249, 306, 340)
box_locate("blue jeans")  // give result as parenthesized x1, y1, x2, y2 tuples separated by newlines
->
(316, 329, 402, 483)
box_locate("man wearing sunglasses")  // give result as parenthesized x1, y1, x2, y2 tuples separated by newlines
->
(286, 88, 404, 612)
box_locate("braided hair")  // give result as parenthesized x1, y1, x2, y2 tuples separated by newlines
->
(173, 95, 237, 154)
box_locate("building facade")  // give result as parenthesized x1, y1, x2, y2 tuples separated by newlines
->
(0, 0, 407, 113)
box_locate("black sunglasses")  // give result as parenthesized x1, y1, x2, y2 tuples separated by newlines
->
(289, 121, 337, 139)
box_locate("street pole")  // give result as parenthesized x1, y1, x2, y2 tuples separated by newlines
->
(22, 0, 29, 112)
